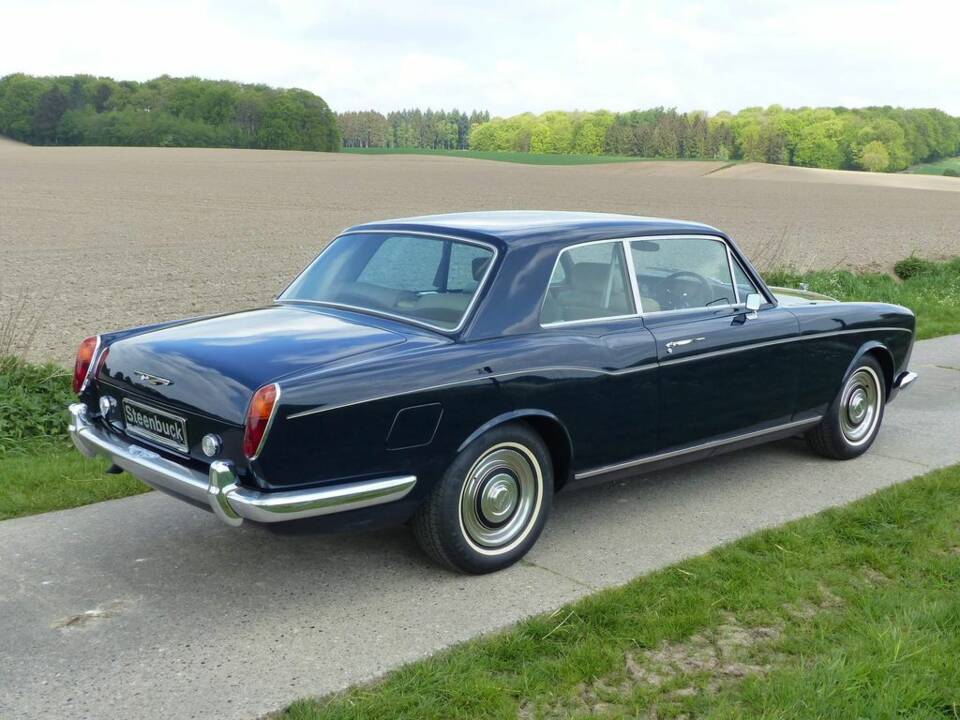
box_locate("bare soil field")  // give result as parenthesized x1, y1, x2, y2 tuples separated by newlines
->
(1, 142, 958, 362)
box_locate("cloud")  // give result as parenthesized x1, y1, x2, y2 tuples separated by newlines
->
(1, 0, 957, 114)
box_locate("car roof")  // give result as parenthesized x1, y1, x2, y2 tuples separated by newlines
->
(342, 211, 722, 248)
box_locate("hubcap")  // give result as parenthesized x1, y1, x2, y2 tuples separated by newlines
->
(839, 367, 881, 446)
(459, 443, 543, 553)
(479, 473, 519, 522)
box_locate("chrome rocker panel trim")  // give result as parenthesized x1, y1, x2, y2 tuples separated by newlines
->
(68, 403, 416, 527)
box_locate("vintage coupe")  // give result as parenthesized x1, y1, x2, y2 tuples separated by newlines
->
(69, 212, 918, 573)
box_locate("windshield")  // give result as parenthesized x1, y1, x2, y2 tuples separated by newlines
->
(279, 233, 496, 331)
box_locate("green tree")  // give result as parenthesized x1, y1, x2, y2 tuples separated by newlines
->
(858, 140, 890, 172)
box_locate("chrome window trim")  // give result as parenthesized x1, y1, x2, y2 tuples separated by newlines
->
(574, 416, 824, 480)
(277, 229, 500, 335)
(538, 237, 639, 328)
(725, 244, 742, 305)
(248, 383, 282, 461)
(286, 325, 912, 420)
(539, 234, 759, 329)
(627, 234, 740, 318)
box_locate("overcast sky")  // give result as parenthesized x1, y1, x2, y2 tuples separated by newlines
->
(2, 0, 957, 115)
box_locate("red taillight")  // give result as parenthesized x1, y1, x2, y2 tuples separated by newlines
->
(243, 383, 280, 459)
(72, 336, 99, 394)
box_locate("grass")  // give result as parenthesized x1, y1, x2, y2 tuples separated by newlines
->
(764, 256, 960, 339)
(282, 464, 960, 719)
(0, 356, 148, 521)
(342, 147, 695, 165)
(905, 156, 960, 176)
(0, 450, 146, 520)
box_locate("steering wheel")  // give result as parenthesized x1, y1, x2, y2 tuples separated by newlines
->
(663, 270, 712, 310)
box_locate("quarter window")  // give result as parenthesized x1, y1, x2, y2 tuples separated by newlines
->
(629, 238, 736, 312)
(541, 242, 635, 324)
(731, 260, 760, 303)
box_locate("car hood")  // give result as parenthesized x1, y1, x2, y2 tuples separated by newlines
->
(768, 286, 838, 307)
(98, 305, 406, 423)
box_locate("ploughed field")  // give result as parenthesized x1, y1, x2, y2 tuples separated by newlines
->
(2, 138, 959, 362)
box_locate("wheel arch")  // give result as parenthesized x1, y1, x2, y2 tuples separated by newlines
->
(844, 341, 895, 399)
(457, 409, 574, 491)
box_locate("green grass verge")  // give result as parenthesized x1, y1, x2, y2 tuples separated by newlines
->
(905, 156, 960, 176)
(282, 464, 960, 719)
(0, 450, 147, 520)
(342, 147, 684, 165)
(0, 357, 148, 520)
(765, 256, 960, 340)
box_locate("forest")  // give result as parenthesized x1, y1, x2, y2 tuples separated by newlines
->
(337, 109, 490, 150)
(341, 105, 960, 172)
(3, 72, 958, 172)
(0, 73, 340, 151)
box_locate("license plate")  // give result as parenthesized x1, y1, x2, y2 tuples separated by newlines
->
(121, 398, 189, 453)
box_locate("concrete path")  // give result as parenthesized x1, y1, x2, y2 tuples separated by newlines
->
(1, 335, 958, 719)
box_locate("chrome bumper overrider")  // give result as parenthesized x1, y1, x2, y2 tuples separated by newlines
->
(67, 403, 417, 527)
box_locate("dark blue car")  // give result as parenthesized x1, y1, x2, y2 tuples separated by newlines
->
(69, 212, 917, 573)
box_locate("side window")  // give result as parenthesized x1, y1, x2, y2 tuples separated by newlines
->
(541, 242, 635, 324)
(630, 238, 736, 312)
(731, 260, 760, 302)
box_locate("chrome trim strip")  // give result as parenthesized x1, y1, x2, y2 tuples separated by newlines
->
(287, 326, 911, 420)
(575, 416, 823, 480)
(277, 229, 499, 335)
(286, 362, 659, 420)
(658, 326, 914, 367)
(622, 238, 644, 314)
(68, 403, 417, 526)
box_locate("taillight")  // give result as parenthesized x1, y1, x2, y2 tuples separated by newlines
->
(72, 336, 100, 394)
(243, 383, 280, 459)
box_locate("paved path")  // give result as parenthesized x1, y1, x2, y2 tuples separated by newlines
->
(1, 336, 958, 719)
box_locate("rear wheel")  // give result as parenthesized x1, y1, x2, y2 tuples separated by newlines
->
(806, 356, 885, 460)
(413, 423, 553, 574)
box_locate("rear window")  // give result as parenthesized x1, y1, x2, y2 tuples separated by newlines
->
(280, 233, 495, 331)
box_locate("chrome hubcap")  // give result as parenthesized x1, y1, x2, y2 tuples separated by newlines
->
(839, 367, 881, 446)
(479, 473, 519, 522)
(460, 443, 543, 553)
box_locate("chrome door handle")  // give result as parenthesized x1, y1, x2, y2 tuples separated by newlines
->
(665, 337, 705, 354)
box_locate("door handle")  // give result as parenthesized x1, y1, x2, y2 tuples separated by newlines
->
(665, 337, 706, 354)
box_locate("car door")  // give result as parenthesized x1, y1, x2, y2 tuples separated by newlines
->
(629, 236, 800, 451)
(513, 239, 659, 473)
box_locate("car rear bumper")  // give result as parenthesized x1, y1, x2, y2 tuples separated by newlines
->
(68, 403, 417, 527)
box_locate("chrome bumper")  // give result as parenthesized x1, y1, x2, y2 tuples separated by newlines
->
(68, 403, 417, 527)
(894, 370, 918, 390)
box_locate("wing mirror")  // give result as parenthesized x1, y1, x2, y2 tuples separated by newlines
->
(745, 293, 762, 312)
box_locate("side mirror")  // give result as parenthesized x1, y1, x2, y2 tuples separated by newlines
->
(745, 293, 762, 312)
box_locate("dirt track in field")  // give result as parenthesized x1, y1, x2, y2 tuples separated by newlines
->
(1, 140, 959, 362)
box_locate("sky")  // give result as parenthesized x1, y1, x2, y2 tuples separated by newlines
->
(2, 0, 958, 116)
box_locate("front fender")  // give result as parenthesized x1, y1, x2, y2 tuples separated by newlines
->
(841, 340, 895, 398)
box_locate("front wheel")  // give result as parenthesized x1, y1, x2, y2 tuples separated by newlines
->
(806, 355, 886, 460)
(413, 423, 553, 574)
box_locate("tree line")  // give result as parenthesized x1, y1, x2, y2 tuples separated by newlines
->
(0, 74, 340, 151)
(465, 106, 960, 172)
(338, 109, 490, 150)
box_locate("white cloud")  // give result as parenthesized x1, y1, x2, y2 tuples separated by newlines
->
(1, 0, 957, 115)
